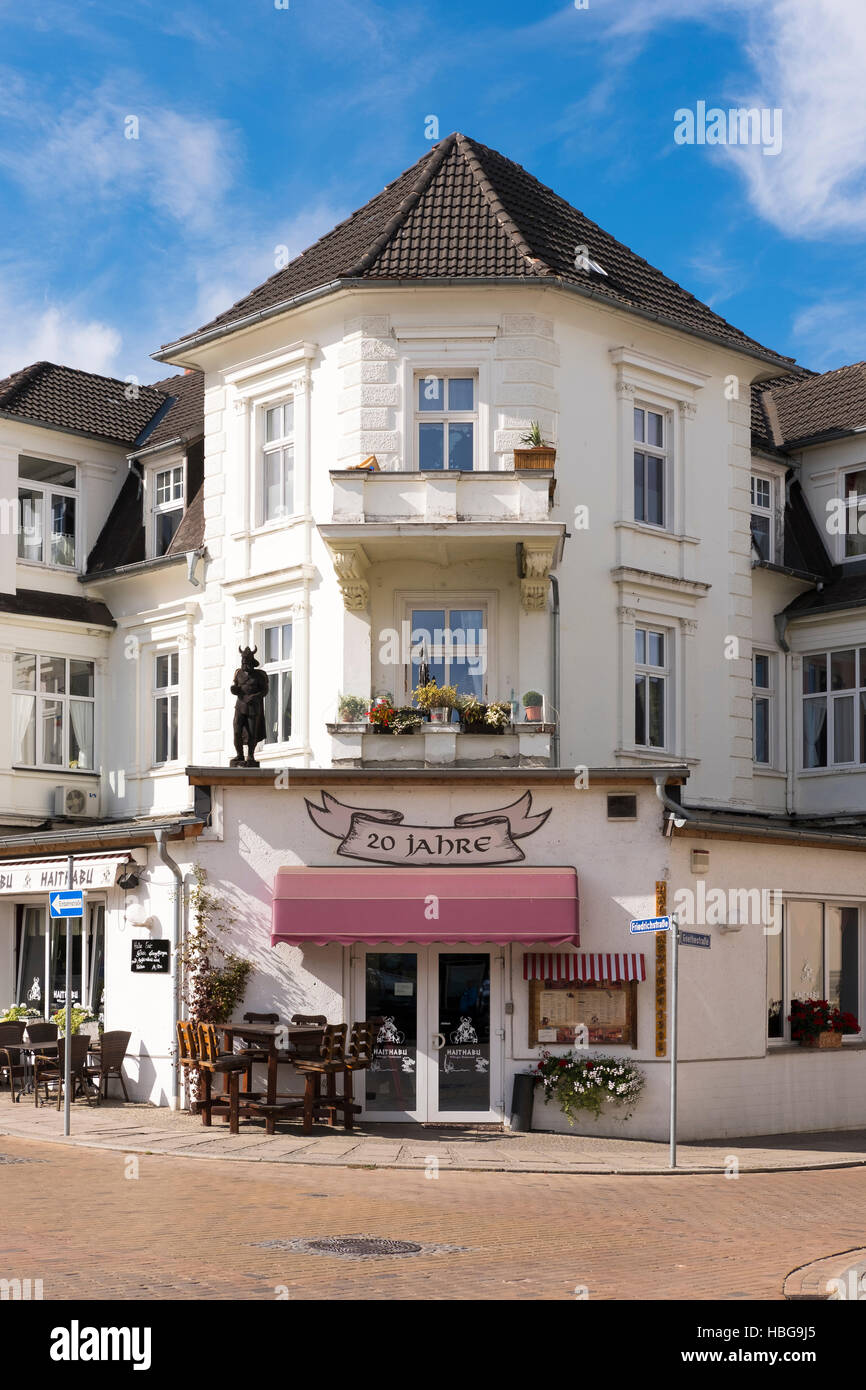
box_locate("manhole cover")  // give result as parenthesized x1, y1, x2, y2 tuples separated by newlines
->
(252, 1233, 467, 1260)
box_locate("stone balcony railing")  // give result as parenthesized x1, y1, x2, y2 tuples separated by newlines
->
(326, 722, 553, 767)
(329, 468, 554, 524)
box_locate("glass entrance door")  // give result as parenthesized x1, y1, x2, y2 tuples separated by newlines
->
(355, 946, 502, 1123)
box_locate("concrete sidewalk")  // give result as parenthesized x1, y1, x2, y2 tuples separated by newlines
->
(2, 1098, 866, 1174)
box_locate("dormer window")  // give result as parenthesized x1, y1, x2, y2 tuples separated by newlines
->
(17, 456, 77, 569)
(152, 464, 184, 557)
(750, 473, 774, 562)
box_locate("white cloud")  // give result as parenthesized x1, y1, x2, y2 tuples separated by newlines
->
(0, 291, 122, 378)
(791, 297, 866, 370)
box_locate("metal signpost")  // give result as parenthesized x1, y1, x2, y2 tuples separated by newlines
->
(49, 867, 84, 1138)
(629, 912, 679, 1168)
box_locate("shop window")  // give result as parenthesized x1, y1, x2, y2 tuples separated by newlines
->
(529, 978, 637, 1048)
(415, 374, 476, 471)
(262, 622, 293, 744)
(17, 455, 77, 569)
(768, 900, 861, 1041)
(12, 653, 95, 770)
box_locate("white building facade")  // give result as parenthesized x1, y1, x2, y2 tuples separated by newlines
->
(1, 133, 865, 1138)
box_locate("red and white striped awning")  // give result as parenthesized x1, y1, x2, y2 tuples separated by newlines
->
(523, 952, 646, 983)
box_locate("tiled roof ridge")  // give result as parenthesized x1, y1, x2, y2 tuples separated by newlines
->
(0, 361, 50, 408)
(456, 134, 550, 275)
(348, 134, 461, 276)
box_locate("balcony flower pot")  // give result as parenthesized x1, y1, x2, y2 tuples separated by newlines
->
(429, 707, 451, 724)
(513, 445, 556, 471)
(799, 1030, 843, 1049)
(522, 690, 544, 722)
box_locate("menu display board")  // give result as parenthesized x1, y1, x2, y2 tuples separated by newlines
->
(529, 979, 636, 1047)
(131, 939, 171, 974)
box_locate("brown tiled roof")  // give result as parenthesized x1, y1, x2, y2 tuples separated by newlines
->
(163, 133, 796, 367)
(753, 363, 866, 451)
(137, 371, 204, 450)
(0, 587, 114, 627)
(0, 362, 167, 446)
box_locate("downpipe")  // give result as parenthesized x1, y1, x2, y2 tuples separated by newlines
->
(654, 776, 694, 837)
(154, 830, 183, 1108)
(550, 573, 560, 768)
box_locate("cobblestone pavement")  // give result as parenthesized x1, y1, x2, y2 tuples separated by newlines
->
(2, 1132, 866, 1300)
(2, 1098, 866, 1174)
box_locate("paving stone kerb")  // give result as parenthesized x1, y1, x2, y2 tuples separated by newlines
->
(3, 1102, 866, 1175)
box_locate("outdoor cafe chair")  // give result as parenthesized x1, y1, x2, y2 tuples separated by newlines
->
(0, 1024, 27, 1103)
(236, 1012, 280, 1074)
(33, 1035, 92, 1109)
(196, 1022, 260, 1134)
(83, 1030, 131, 1102)
(25, 1021, 58, 1048)
(292, 1023, 350, 1134)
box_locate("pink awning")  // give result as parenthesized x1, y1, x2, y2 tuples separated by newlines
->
(523, 952, 646, 982)
(271, 867, 578, 946)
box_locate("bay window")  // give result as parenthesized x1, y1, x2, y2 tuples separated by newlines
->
(802, 647, 866, 769)
(17, 456, 77, 568)
(13, 653, 95, 770)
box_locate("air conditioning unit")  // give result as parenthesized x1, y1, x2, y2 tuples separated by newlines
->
(54, 784, 100, 818)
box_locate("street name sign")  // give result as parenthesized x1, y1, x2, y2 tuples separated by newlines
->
(680, 930, 711, 949)
(629, 915, 671, 934)
(49, 890, 84, 919)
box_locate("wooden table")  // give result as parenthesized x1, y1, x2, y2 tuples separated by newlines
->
(219, 1023, 323, 1106)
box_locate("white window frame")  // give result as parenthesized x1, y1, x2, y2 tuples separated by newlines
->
(632, 405, 668, 529)
(840, 465, 866, 563)
(12, 653, 96, 771)
(413, 372, 478, 473)
(153, 649, 180, 765)
(634, 625, 669, 751)
(753, 650, 774, 767)
(150, 462, 185, 559)
(395, 334, 495, 473)
(750, 471, 775, 563)
(801, 646, 866, 770)
(17, 455, 79, 570)
(260, 397, 295, 524)
(769, 899, 863, 1044)
(392, 592, 497, 706)
(259, 619, 294, 748)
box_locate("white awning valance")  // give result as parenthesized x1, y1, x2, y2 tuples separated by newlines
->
(0, 853, 130, 896)
(523, 952, 646, 983)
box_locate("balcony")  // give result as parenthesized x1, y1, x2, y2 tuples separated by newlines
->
(321, 469, 565, 612)
(326, 721, 553, 768)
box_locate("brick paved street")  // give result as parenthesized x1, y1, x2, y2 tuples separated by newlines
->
(3, 1133, 866, 1300)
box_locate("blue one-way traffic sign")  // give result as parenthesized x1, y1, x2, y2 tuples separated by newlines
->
(49, 890, 84, 919)
(629, 914, 671, 934)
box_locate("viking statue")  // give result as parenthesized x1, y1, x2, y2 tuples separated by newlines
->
(230, 646, 269, 767)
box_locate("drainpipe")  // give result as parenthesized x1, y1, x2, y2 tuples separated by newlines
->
(653, 776, 695, 837)
(154, 830, 183, 1109)
(550, 574, 560, 768)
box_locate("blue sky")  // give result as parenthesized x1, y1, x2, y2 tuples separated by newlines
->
(1, 0, 864, 383)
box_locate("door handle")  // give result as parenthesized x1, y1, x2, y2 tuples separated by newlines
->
(432, 1032, 445, 1050)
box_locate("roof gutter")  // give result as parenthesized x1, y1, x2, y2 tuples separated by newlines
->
(153, 275, 803, 376)
(0, 818, 203, 856)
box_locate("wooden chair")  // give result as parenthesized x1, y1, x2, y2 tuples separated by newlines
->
(84, 1030, 131, 1102)
(33, 1035, 91, 1109)
(236, 1011, 280, 1079)
(292, 1023, 349, 1134)
(0, 1024, 26, 1103)
(196, 1023, 259, 1134)
(336, 1021, 373, 1127)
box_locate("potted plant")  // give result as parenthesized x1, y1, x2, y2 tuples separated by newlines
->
(788, 998, 859, 1048)
(413, 679, 458, 724)
(523, 690, 544, 721)
(338, 693, 369, 723)
(514, 420, 556, 471)
(367, 696, 396, 733)
(392, 706, 424, 735)
(51, 1005, 98, 1036)
(485, 700, 512, 731)
(535, 1051, 646, 1126)
(457, 694, 488, 733)
(1, 1004, 41, 1023)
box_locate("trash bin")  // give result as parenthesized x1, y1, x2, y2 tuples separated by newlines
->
(510, 1071, 535, 1132)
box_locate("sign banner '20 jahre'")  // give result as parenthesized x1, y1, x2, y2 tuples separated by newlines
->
(305, 790, 551, 866)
